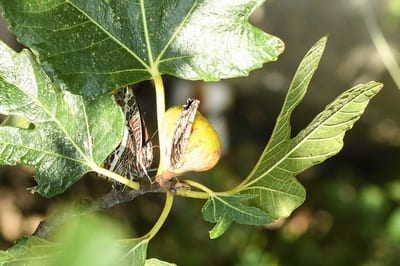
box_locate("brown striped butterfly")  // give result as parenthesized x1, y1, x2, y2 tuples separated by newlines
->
(104, 87, 153, 186)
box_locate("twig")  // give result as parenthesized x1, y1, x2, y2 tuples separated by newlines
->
(34, 180, 162, 239)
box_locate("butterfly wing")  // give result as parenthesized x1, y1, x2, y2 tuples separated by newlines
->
(124, 88, 153, 175)
(170, 98, 200, 169)
(104, 87, 153, 182)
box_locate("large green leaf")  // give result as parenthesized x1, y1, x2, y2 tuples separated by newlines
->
(0, 41, 124, 197)
(202, 194, 271, 225)
(145, 258, 176, 266)
(0, 237, 58, 266)
(202, 194, 272, 238)
(234, 37, 383, 219)
(118, 239, 149, 266)
(0, 214, 150, 266)
(0, 0, 284, 97)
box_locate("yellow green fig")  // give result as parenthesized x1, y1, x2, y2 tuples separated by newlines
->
(156, 100, 221, 189)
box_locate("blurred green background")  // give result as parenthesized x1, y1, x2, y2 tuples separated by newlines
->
(1, 0, 400, 265)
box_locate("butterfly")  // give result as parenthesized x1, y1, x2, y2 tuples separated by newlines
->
(104, 87, 153, 185)
(170, 98, 200, 170)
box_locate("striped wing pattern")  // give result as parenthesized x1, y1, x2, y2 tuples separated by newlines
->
(104, 87, 153, 182)
(171, 98, 200, 169)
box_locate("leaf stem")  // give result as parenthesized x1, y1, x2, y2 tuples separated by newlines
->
(173, 179, 221, 199)
(153, 74, 165, 140)
(181, 179, 243, 198)
(141, 191, 174, 240)
(175, 187, 210, 199)
(222, 181, 246, 195)
(182, 179, 214, 195)
(153, 73, 166, 177)
(92, 165, 140, 190)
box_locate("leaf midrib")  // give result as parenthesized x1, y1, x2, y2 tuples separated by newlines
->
(119, 239, 148, 262)
(212, 195, 266, 220)
(23, 87, 92, 164)
(0, 139, 89, 166)
(66, 0, 150, 70)
(154, 0, 198, 65)
(158, 43, 276, 64)
(241, 85, 377, 189)
(1, 72, 93, 167)
(66, 0, 199, 75)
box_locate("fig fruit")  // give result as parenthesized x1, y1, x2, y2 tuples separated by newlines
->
(156, 99, 221, 189)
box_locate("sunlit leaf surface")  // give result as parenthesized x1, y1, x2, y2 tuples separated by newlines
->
(0, 42, 124, 197)
(0, 0, 284, 96)
(199, 37, 382, 234)
(237, 37, 383, 219)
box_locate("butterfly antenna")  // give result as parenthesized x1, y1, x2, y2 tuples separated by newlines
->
(147, 167, 158, 173)
(150, 129, 158, 141)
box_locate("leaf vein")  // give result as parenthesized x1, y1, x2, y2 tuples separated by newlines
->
(241, 186, 304, 199)
(156, 0, 198, 63)
(242, 85, 378, 188)
(0, 140, 89, 166)
(65, 0, 150, 70)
